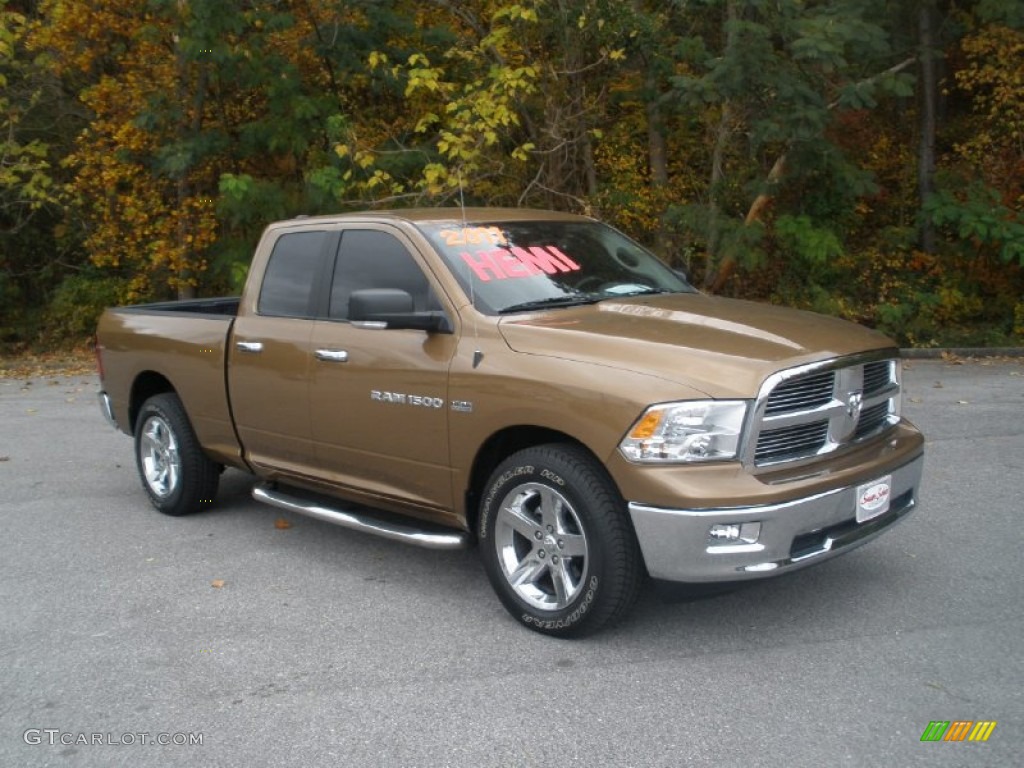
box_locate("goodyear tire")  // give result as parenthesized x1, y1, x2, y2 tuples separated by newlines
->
(134, 393, 219, 516)
(478, 444, 644, 637)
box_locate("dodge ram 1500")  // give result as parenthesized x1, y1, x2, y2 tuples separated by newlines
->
(96, 208, 924, 636)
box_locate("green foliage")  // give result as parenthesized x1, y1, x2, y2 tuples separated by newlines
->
(666, 203, 766, 280)
(670, 0, 906, 149)
(44, 272, 130, 343)
(214, 172, 296, 292)
(1, 1, 59, 223)
(976, 0, 1024, 28)
(774, 215, 843, 266)
(1, 0, 92, 347)
(1, 0, 1020, 349)
(924, 183, 1024, 265)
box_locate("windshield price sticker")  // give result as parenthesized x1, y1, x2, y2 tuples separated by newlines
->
(856, 474, 892, 523)
(459, 245, 582, 282)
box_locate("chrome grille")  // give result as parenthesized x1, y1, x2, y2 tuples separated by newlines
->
(748, 354, 900, 467)
(854, 401, 890, 439)
(863, 360, 891, 395)
(755, 422, 829, 463)
(764, 370, 835, 414)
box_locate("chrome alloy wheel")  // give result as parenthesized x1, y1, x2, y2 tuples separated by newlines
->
(493, 482, 589, 611)
(139, 415, 181, 499)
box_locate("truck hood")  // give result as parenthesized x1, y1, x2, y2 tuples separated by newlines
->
(497, 293, 896, 398)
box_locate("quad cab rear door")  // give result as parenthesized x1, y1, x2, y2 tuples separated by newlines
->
(228, 228, 333, 477)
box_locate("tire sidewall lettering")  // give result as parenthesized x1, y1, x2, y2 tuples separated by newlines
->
(520, 575, 599, 630)
(479, 464, 534, 540)
(481, 456, 596, 627)
(540, 468, 565, 486)
(477, 444, 639, 636)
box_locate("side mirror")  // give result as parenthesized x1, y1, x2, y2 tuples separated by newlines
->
(348, 289, 451, 333)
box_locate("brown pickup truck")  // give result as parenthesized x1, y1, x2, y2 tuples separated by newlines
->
(96, 208, 924, 636)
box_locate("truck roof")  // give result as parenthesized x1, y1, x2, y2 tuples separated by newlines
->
(276, 207, 594, 226)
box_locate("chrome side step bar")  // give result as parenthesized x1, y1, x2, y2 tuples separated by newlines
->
(252, 483, 470, 550)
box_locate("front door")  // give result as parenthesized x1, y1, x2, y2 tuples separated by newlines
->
(308, 227, 457, 520)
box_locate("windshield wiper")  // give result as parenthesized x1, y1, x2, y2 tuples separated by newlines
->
(605, 286, 672, 298)
(498, 295, 599, 314)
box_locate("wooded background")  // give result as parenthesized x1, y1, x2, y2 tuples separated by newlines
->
(2, 0, 1022, 349)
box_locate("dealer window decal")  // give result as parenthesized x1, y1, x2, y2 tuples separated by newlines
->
(459, 245, 582, 282)
(438, 227, 508, 247)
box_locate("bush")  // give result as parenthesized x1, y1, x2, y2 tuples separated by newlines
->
(43, 273, 130, 346)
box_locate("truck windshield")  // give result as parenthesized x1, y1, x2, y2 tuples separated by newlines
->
(417, 219, 694, 314)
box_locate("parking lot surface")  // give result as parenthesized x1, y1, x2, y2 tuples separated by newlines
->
(1, 359, 1021, 767)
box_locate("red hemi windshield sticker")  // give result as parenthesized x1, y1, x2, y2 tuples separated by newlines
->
(459, 246, 582, 282)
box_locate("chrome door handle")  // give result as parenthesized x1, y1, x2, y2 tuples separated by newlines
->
(235, 341, 263, 353)
(315, 349, 349, 363)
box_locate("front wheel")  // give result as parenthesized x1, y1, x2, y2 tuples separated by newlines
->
(478, 444, 644, 637)
(134, 393, 219, 516)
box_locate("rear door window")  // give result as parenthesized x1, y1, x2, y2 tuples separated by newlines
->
(258, 231, 328, 318)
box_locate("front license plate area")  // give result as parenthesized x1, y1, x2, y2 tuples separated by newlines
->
(856, 475, 892, 523)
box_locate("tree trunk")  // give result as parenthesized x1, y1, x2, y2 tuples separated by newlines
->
(580, 107, 599, 201)
(645, 83, 668, 188)
(703, 101, 733, 289)
(703, 0, 739, 289)
(174, 1, 206, 301)
(707, 151, 787, 294)
(645, 71, 672, 260)
(917, 1, 938, 254)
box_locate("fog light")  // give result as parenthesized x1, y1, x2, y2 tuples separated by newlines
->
(708, 522, 761, 546)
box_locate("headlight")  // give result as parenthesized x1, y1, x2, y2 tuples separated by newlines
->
(619, 401, 748, 463)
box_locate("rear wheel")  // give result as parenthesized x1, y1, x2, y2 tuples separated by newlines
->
(478, 444, 644, 637)
(134, 393, 219, 516)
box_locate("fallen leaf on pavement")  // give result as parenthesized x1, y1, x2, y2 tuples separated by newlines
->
(932, 382, 943, 388)
(211, 579, 226, 588)
(0, 349, 96, 379)
(274, 518, 292, 530)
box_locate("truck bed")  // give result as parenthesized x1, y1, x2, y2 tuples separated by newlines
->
(97, 299, 242, 467)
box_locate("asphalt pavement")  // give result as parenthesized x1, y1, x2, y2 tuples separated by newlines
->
(1, 359, 1021, 767)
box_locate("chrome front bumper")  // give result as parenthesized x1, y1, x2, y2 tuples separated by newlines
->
(628, 452, 924, 583)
